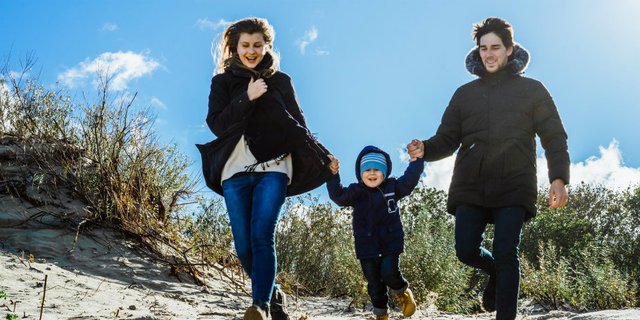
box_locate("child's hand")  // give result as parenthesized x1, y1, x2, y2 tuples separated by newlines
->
(407, 139, 424, 161)
(328, 154, 340, 175)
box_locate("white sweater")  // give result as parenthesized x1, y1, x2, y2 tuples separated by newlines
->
(221, 134, 293, 185)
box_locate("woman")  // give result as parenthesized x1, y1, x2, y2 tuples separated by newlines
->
(197, 17, 332, 320)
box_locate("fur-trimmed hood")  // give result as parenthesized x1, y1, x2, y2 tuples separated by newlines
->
(465, 43, 530, 77)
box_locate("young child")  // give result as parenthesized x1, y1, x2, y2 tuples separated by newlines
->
(326, 143, 424, 320)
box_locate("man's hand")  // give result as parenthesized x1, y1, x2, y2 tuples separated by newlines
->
(328, 154, 340, 175)
(549, 178, 569, 209)
(407, 139, 424, 161)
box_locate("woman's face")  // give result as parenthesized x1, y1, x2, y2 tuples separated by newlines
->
(236, 32, 267, 69)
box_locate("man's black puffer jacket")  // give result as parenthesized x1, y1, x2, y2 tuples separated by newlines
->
(423, 45, 570, 221)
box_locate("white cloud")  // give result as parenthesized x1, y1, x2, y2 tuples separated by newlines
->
(314, 48, 330, 56)
(419, 139, 639, 191)
(538, 139, 640, 189)
(297, 26, 319, 54)
(196, 18, 230, 31)
(150, 96, 167, 110)
(397, 145, 454, 191)
(100, 23, 119, 32)
(57, 51, 160, 91)
(422, 156, 456, 191)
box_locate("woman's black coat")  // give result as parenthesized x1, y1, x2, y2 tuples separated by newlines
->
(197, 68, 332, 196)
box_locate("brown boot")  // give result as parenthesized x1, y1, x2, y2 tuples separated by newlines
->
(374, 312, 389, 320)
(392, 288, 416, 317)
(244, 305, 267, 320)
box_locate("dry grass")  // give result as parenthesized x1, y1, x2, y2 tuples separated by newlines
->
(0, 58, 209, 284)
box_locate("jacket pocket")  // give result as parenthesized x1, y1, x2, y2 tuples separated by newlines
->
(454, 142, 483, 179)
(503, 140, 536, 178)
(353, 227, 377, 257)
(385, 221, 405, 242)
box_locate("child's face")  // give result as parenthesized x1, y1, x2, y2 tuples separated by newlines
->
(361, 169, 384, 188)
(237, 32, 267, 69)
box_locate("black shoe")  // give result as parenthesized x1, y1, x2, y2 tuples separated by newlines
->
(482, 274, 496, 312)
(270, 286, 290, 320)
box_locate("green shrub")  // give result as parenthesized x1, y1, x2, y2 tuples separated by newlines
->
(522, 183, 640, 308)
(178, 196, 235, 268)
(521, 241, 572, 309)
(276, 195, 364, 301)
(522, 202, 594, 267)
(570, 245, 637, 309)
(274, 188, 482, 312)
(522, 241, 636, 310)
(401, 187, 479, 313)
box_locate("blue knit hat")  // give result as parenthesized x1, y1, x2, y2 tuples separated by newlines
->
(360, 152, 387, 179)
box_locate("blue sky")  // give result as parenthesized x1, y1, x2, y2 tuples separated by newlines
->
(2, 0, 639, 200)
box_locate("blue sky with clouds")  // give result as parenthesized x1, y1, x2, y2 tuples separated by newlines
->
(2, 0, 639, 200)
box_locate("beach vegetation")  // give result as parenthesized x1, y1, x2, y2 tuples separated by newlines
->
(2, 58, 639, 314)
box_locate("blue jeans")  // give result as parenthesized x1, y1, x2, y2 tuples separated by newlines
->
(360, 254, 409, 316)
(222, 172, 288, 308)
(454, 205, 525, 320)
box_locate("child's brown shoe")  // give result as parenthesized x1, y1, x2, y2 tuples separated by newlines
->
(392, 287, 416, 317)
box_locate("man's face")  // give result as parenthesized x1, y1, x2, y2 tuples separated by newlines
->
(478, 32, 513, 73)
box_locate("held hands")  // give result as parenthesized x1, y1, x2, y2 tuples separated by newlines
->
(247, 77, 268, 101)
(328, 154, 340, 175)
(406, 139, 424, 161)
(549, 178, 569, 209)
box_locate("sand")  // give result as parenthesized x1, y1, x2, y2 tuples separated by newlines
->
(1, 141, 639, 319)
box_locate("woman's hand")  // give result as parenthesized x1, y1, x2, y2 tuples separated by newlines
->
(328, 154, 340, 175)
(247, 77, 268, 101)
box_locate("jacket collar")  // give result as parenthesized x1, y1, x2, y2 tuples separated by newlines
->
(226, 52, 276, 79)
(465, 43, 530, 78)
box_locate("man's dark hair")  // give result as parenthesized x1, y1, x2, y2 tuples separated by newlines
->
(472, 17, 514, 48)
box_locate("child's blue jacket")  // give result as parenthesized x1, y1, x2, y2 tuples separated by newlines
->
(326, 145, 424, 259)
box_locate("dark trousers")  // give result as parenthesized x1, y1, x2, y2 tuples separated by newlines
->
(360, 254, 408, 316)
(454, 205, 525, 320)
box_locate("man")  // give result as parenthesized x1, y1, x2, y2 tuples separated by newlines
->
(408, 17, 570, 320)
